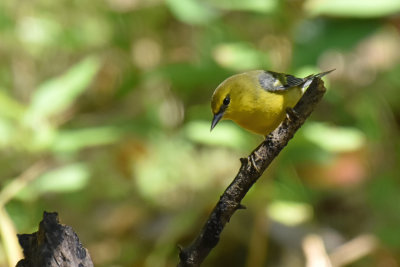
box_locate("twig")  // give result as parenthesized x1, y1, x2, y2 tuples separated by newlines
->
(0, 159, 51, 267)
(302, 234, 332, 267)
(329, 234, 377, 267)
(0, 207, 22, 267)
(177, 78, 327, 267)
(0, 159, 50, 207)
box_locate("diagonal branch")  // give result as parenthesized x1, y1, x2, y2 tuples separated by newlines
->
(177, 77, 327, 267)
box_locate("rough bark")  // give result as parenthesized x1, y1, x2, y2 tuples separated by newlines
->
(16, 211, 93, 267)
(178, 78, 327, 267)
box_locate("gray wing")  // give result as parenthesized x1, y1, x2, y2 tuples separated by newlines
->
(258, 71, 305, 92)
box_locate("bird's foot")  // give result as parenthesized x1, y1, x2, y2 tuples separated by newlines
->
(249, 151, 262, 173)
(286, 107, 299, 122)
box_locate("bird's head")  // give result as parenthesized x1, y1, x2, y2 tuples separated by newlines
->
(210, 75, 239, 131)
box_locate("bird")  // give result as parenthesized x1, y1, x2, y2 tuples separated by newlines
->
(210, 69, 334, 136)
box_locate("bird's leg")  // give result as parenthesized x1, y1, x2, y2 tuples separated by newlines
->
(286, 107, 299, 122)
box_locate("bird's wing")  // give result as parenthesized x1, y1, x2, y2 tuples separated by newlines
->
(258, 71, 305, 92)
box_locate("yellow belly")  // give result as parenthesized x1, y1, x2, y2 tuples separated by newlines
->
(229, 88, 302, 135)
(233, 110, 285, 135)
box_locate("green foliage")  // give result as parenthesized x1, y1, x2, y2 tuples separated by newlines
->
(305, 0, 400, 17)
(206, 0, 279, 13)
(302, 122, 365, 153)
(0, 0, 400, 266)
(17, 164, 90, 200)
(213, 42, 271, 71)
(183, 120, 254, 150)
(27, 57, 100, 119)
(165, 0, 218, 25)
(52, 126, 123, 153)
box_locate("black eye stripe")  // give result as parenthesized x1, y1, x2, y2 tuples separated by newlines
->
(223, 96, 230, 106)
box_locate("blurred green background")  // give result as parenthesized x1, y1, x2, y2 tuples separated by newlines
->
(0, 0, 400, 266)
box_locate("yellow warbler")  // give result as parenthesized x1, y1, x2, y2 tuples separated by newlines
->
(211, 69, 333, 135)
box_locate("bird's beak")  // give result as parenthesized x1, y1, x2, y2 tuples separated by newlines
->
(211, 111, 224, 131)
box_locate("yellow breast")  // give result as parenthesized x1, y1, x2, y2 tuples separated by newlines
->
(225, 75, 302, 135)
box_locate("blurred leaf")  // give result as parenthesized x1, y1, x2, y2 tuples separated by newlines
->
(165, 0, 218, 25)
(183, 120, 252, 150)
(305, 0, 400, 17)
(0, 118, 14, 147)
(0, 90, 25, 120)
(16, 163, 90, 200)
(17, 16, 61, 49)
(27, 121, 57, 152)
(206, 0, 278, 13)
(213, 42, 270, 71)
(302, 122, 365, 153)
(27, 56, 100, 119)
(52, 126, 123, 153)
(267, 200, 313, 226)
(37, 163, 90, 192)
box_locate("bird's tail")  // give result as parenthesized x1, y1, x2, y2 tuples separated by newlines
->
(312, 69, 335, 79)
(301, 69, 335, 92)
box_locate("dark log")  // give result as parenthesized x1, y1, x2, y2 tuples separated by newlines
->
(16, 211, 93, 267)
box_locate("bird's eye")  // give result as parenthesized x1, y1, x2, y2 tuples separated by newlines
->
(223, 96, 230, 106)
